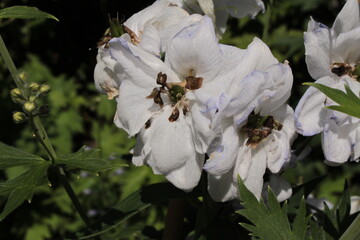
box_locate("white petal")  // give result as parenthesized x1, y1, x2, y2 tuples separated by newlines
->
(147, 106, 197, 173)
(165, 151, 204, 191)
(115, 80, 159, 136)
(237, 146, 267, 200)
(268, 175, 292, 202)
(109, 37, 180, 87)
(322, 121, 357, 165)
(204, 121, 238, 175)
(132, 127, 152, 166)
(304, 18, 334, 79)
(294, 77, 336, 136)
(138, 24, 161, 56)
(333, 27, 360, 64)
(94, 47, 121, 99)
(224, 0, 265, 19)
(208, 170, 237, 202)
(165, 16, 222, 80)
(332, 0, 360, 35)
(213, 0, 229, 36)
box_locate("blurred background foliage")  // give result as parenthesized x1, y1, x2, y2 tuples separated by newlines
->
(0, 0, 360, 239)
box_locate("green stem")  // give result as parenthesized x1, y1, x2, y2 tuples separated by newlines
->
(339, 214, 360, 240)
(0, 34, 27, 95)
(0, 33, 100, 239)
(262, 0, 273, 43)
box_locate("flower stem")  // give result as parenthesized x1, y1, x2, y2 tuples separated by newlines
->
(339, 213, 360, 240)
(0, 33, 100, 239)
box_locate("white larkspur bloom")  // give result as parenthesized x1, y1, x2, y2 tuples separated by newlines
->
(163, 0, 264, 36)
(204, 38, 296, 201)
(295, 0, 360, 165)
(94, 1, 193, 99)
(108, 16, 244, 191)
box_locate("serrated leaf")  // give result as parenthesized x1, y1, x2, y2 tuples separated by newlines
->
(292, 197, 310, 240)
(66, 182, 200, 239)
(0, 142, 47, 169)
(0, 163, 49, 220)
(0, 6, 58, 21)
(56, 146, 127, 173)
(304, 83, 360, 119)
(237, 177, 310, 240)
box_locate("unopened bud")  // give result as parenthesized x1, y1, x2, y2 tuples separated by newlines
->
(19, 72, 27, 81)
(39, 84, 51, 95)
(108, 14, 123, 37)
(29, 82, 40, 91)
(29, 95, 37, 102)
(23, 101, 36, 113)
(10, 88, 22, 98)
(13, 111, 27, 123)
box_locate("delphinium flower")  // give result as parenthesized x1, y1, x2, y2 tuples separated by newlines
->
(295, 0, 360, 165)
(204, 38, 296, 201)
(94, 0, 197, 99)
(163, 0, 264, 36)
(108, 16, 245, 191)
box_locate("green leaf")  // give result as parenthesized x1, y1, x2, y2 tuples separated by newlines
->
(304, 83, 360, 119)
(0, 163, 49, 220)
(0, 6, 58, 21)
(0, 142, 47, 169)
(237, 177, 310, 240)
(66, 182, 200, 239)
(56, 146, 127, 173)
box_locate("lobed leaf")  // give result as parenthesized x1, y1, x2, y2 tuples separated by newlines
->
(0, 163, 49, 220)
(0, 6, 58, 21)
(237, 177, 311, 240)
(304, 83, 360, 119)
(56, 146, 127, 173)
(0, 142, 47, 169)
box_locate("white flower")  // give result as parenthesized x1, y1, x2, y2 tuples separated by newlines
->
(295, 0, 360, 165)
(94, 1, 195, 98)
(163, 0, 265, 36)
(109, 16, 244, 191)
(205, 38, 296, 201)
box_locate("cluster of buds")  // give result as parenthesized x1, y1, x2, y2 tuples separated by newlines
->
(10, 72, 51, 124)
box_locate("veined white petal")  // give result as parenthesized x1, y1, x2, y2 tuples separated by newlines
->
(332, 0, 360, 35)
(304, 18, 334, 79)
(294, 77, 336, 136)
(165, 151, 204, 191)
(147, 106, 197, 173)
(208, 170, 237, 202)
(115, 80, 159, 136)
(165, 16, 222, 80)
(138, 24, 161, 56)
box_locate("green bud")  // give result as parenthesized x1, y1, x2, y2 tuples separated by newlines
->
(29, 95, 37, 102)
(108, 14, 123, 37)
(29, 82, 40, 91)
(19, 72, 27, 81)
(13, 111, 27, 124)
(39, 84, 51, 95)
(10, 88, 22, 98)
(23, 101, 36, 113)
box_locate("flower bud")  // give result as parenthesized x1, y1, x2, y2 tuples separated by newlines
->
(19, 72, 28, 81)
(29, 82, 40, 91)
(13, 111, 27, 124)
(10, 88, 22, 98)
(23, 101, 36, 113)
(39, 84, 51, 95)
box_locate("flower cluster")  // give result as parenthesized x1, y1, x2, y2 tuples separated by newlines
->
(94, 0, 360, 202)
(294, 0, 360, 165)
